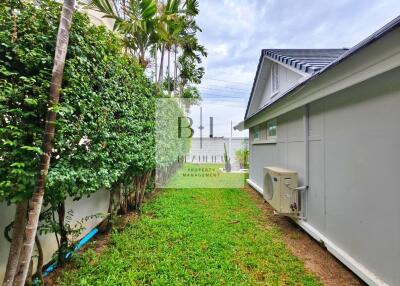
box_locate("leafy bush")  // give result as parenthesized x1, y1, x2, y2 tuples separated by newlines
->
(0, 0, 160, 268)
(0, 0, 156, 203)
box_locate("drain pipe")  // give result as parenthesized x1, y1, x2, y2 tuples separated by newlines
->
(301, 104, 310, 220)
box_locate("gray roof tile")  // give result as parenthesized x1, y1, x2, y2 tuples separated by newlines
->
(264, 49, 348, 73)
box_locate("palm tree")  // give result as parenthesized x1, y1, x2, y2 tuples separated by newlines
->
(87, 0, 157, 68)
(88, 0, 206, 93)
(11, 0, 76, 285)
(157, 0, 180, 85)
(157, 0, 201, 90)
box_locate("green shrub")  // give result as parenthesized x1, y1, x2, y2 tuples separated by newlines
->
(0, 0, 156, 205)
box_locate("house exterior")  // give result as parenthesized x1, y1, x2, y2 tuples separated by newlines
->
(240, 16, 400, 286)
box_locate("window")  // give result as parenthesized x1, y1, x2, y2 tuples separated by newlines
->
(253, 126, 260, 141)
(267, 119, 277, 142)
(271, 63, 279, 95)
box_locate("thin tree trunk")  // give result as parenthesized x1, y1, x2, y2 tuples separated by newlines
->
(57, 202, 68, 266)
(52, 210, 60, 248)
(154, 45, 158, 82)
(174, 45, 177, 94)
(158, 44, 165, 84)
(134, 179, 140, 211)
(167, 48, 171, 96)
(2, 201, 27, 286)
(34, 234, 43, 283)
(120, 185, 128, 215)
(13, 1, 75, 284)
(106, 182, 121, 227)
(139, 46, 146, 68)
(139, 172, 150, 210)
(25, 260, 33, 286)
(11, 9, 17, 43)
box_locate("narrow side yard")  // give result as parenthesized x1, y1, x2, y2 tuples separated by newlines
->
(57, 182, 321, 285)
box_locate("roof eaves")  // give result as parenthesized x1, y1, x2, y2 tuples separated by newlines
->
(244, 15, 400, 122)
(244, 50, 267, 119)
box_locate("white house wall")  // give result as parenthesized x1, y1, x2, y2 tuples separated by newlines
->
(248, 67, 400, 286)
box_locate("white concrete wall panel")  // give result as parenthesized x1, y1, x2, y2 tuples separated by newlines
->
(0, 189, 109, 282)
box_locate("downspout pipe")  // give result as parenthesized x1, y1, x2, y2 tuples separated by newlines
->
(301, 104, 310, 220)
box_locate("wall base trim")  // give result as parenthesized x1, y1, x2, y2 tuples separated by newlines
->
(246, 179, 263, 194)
(246, 179, 388, 286)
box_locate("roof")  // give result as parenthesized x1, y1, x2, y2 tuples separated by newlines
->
(245, 15, 400, 121)
(265, 49, 348, 74)
(233, 121, 245, 131)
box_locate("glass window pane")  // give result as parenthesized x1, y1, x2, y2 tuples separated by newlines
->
(267, 120, 277, 138)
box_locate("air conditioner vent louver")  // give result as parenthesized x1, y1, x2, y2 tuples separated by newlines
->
(264, 173, 274, 200)
(263, 167, 299, 217)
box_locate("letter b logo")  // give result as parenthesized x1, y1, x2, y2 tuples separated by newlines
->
(178, 117, 194, 138)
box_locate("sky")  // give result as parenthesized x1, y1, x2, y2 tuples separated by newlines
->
(191, 0, 400, 137)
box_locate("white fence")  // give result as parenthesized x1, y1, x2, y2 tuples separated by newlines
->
(186, 137, 248, 170)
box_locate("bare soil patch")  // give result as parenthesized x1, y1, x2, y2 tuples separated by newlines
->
(244, 185, 366, 286)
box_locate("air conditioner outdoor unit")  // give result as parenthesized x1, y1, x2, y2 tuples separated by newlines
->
(263, 167, 299, 216)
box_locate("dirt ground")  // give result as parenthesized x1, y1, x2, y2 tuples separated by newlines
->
(244, 185, 366, 286)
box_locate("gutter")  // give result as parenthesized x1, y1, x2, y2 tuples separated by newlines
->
(300, 105, 309, 220)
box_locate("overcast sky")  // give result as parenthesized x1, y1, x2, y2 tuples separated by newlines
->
(191, 0, 400, 137)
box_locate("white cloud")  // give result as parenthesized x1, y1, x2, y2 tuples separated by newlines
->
(195, 0, 400, 134)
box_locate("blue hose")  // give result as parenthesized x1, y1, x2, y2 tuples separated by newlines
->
(42, 227, 99, 277)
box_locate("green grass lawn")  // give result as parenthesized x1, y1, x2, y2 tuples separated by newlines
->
(58, 165, 321, 286)
(165, 163, 245, 189)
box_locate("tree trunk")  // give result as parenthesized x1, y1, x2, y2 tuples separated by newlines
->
(120, 185, 128, 215)
(34, 234, 43, 283)
(139, 172, 150, 211)
(25, 260, 33, 286)
(102, 183, 121, 231)
(158, 44, 165, 84)
(11, 9, 17, 43)
(139, 46, 146, 68)
(174, 46, 177, 94)
(57, 202, 68, 266)
(154, 44, 158, 82)
(167, 48, 171, 96)
(2, 201, 27, 286)
(13, 1, 75, 285)
(52, 210, 60, 248)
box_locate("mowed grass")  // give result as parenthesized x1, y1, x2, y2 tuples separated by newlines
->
(166, 163, 245, 189)
(58, 167, 321, 286)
